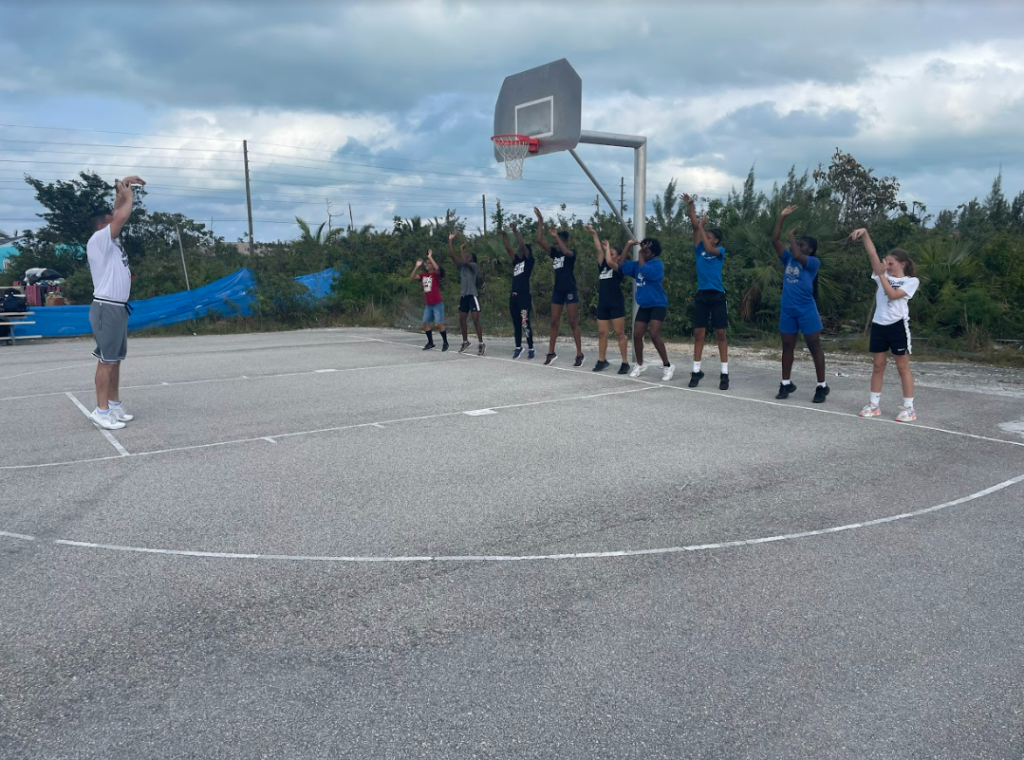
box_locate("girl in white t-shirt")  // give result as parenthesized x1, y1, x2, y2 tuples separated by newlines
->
(850, 229, 921, 422)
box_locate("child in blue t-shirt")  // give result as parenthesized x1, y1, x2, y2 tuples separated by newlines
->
(605, 237, 674, 381)
(770, 204, 829, 403)
(683, 193, 730, 390)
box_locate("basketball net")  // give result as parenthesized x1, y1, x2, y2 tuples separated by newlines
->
(491, 135, 538, 180)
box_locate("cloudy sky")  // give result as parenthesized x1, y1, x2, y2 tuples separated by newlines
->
(1, 0, 1022, 242)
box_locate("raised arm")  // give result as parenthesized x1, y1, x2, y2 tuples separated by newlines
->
(447, 232, 461, 266)
(850, 229, 907, 300)
(500, 230, 516, 260)
(681, 193, 700, 245)
(602, 241, 620, 270)
(849, 228, 884, 276)
(696, 213, 722, 257)
(109, 178, 138, 239)
(771, 205, 798, 258)
(410, 259, 424, 280)
(549, 227, 571, 256)
(512, 223, 529, 256)
(787, 225, 809, 266)
(584, 224, 604, 265)
(533, 207, 551, 253)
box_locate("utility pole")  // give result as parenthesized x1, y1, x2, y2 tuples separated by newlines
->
(175, 223, 191, 291)
(594, 194, 600, 215)
(348, 202, 354, 232)
(326, 198, 332, 233)
(620, 177, 625, 218)
(243, 140, 255, 255)
(482, 194, 487, 235)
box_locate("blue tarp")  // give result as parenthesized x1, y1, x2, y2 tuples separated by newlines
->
(23, 267, 338, 338)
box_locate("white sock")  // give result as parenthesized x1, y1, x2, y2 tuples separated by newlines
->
(782, 379, 791, 386)
(108, 400, 122, 407)
(818, 382, 827, 388)
(721, 362, 729, 374)
(94, 407, 111, 415)
(870, 392, 881, 405)
(903, 397, 914, 408)
(693, 361, 701, 373)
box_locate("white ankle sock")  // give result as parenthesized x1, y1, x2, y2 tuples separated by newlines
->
(693, 361, 701, 373)
(903, 397, 914, 408)
(870, 392, 881, 405)
(782, 379, 791, 386)
(108, 400, 122, 407)
(720, 362, 729, 374)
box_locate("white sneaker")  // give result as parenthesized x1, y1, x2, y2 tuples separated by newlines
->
(859, 403, 880, 418)
(661, 364, 676, 382)
(628, 363, 648, 378)
(90, 410, 126, 430)
(109, 404, 134, 422)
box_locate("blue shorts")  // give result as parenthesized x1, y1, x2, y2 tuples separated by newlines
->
(551, 289, 579, 306)
(422, 302, 445, 324)
(779, 306, 822, 336)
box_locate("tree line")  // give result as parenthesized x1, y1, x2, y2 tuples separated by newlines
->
(4, 148, 1023, 351)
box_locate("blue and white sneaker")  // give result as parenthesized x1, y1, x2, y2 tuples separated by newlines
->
(513, 347, 524, 359)
(527, 348, 536, 360)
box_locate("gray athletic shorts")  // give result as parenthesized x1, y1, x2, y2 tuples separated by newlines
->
(90, 300, 129, 364)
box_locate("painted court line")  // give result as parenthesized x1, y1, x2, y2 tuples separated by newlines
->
(0, 358, 462, 403)
(365, 335, 1024, 450)
(0, 530, 35, 542)
(43, 472, 1024, 563)
(0, 384, 659, 470)
(64, 392, 130, 457)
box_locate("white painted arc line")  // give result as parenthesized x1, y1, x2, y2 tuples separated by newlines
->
(43, 472, 1024, 562)
(0, 383, 658, 470)
(0, 530, 35, 541)
(0, 358, 463, 402)
(365, 335, 1024, 449)
(64, 392, 130, 457)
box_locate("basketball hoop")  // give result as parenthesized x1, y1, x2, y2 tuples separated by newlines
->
(491, 134, 539, 180)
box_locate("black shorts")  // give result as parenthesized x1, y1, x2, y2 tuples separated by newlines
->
(596, 300, 626, 321)
(692, 289, 728, 330)
(459, 295, 481, 314)
(551, 288, 579, 306)
(870, 320, 911, 355)
(635, 306, 667, 324)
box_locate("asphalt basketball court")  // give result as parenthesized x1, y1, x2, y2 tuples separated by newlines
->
(2, 326, 1023, 759)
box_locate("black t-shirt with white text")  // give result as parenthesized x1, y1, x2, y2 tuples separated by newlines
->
(550, 247, 577, 291)
(598, 262, 625, 308)
(511, 249, 535, 295)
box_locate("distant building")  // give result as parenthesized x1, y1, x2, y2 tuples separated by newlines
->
(0, 244, 17, 272)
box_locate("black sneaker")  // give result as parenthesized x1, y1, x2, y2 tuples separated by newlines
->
(459, 341, 471, 354)
(617, 362, 630, 375)
(574, 354, 585, 367)
(592, 360, 610, 372)
(544, 353, 557, 366)
(442, 343, 449, 352)
(719, 373, 729, 391)
(775, 382, 796, 399)
(423, 342, 435, 351)
(478, 343, 486, 356)
(528, 348, 536, 360)
(812, 384, 830, 403)
(688, 371, 705, 388)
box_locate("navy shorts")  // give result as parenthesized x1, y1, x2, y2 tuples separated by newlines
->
(596, 300, 626, 321)
(635, 306, 667, 324)
(551, 289, 579, 306)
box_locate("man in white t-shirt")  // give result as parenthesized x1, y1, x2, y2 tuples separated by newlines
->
(85, 176, 144, 431)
